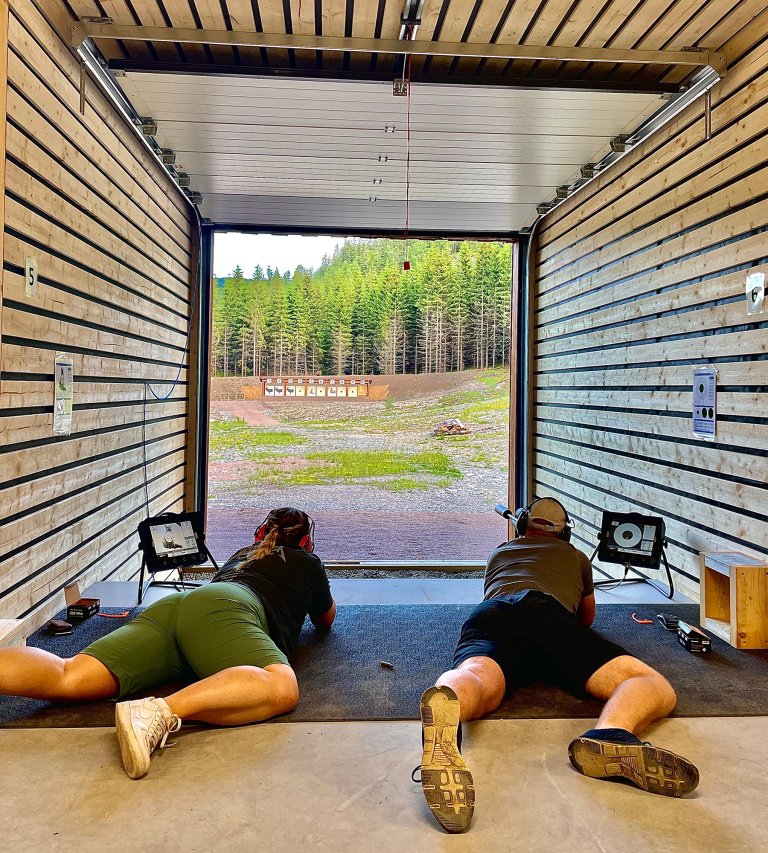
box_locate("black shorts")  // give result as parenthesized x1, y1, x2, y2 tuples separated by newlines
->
(452, 591, 630, 697)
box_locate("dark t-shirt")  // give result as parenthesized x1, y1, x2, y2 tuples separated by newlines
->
(211, 545, 333, 655)
(483, 536, 594, 614)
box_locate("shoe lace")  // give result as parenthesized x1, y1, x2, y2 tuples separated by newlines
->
(148, 710, 182, 751)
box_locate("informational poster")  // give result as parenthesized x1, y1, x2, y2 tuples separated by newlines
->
(746, 272, 765, 315)
(692, 367, 717, 439)
(53, 352, 74, 435)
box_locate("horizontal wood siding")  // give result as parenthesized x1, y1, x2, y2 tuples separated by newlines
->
(0, 0, 196, 626)
(532, 20, 768, 602)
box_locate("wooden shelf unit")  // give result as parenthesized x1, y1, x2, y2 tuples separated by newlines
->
(700, 553, 768, 650)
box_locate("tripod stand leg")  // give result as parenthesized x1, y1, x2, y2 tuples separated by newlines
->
(648, 548, 675, 600)
(137, 556, 147, 605)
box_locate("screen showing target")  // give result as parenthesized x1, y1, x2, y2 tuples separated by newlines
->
(597, 511, 666, 570)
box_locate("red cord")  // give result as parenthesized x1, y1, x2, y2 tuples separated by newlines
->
(404, 52, 412, 265)
(631, 612, 653, 624)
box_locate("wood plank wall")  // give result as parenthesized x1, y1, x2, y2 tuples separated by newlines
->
(0, 0, 197, 627)
(531, 17, 768, 602)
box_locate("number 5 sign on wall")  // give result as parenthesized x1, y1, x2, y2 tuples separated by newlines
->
(25, 256, 38, 297)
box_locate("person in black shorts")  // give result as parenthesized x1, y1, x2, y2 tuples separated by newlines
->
(418, 497, 699, 833)
(0, 507, 335, 780)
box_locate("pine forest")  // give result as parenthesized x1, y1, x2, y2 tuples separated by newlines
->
(212, 238, 512, 377)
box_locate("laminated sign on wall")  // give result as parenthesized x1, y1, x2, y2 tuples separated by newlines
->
(692, 367, 717, 439)
(53, 352, 74, 435)
(746, 272, 765, 315)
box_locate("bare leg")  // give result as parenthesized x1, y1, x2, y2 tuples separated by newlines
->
(0, 648, 118, 702)
(162, 664, 299, 725)
(585, 655, 676, 736)
(570, 656, 697, 796)
(436, 656, 506, 722)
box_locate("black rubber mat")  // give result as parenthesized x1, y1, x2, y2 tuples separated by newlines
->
(1, 604, 766, 727)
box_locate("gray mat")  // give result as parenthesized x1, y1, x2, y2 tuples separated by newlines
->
(2, 604, 767, 727)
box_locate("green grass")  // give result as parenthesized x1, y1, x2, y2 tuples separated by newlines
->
(209, 419, 307, 455)
(244, 448, 462, 489)
(267, 372, 510, 436)
(477, 369, 508, 390)
(463, 396, 509, 418)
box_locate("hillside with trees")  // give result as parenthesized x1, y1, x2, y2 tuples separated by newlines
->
(212, 238, 512, 376)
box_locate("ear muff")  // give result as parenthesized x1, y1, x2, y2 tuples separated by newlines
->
(254, 512, 315, 552)
(514, 498, 572, 541)
(297, 514, 315, 553)
(513, 506, 529, 537)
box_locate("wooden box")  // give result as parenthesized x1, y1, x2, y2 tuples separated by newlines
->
(700, 552, 768, 649)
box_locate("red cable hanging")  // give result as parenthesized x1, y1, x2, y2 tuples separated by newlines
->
(403, 52, 412, 270)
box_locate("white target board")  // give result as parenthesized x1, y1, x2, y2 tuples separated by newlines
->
(692, 367, 717, 439)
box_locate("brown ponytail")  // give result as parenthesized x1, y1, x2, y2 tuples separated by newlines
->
(252, 526, 281, 560)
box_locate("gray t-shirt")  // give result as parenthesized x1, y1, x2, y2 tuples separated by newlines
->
(484, 536, 594, 614)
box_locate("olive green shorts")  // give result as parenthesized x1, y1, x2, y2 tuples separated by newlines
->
(82, 582, 289, 699)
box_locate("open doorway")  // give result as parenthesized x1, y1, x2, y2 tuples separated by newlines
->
(205, 233, 513, 566)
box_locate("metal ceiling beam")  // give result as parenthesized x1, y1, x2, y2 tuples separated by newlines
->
(71, 23, 726, 78)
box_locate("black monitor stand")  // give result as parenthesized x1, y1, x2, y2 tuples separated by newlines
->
(590, 539, 675, 600)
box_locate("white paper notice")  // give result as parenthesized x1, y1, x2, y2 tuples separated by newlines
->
(53, 352, 74, 435)
(692, 367, 717, 439)
(746, 272, 765, 315)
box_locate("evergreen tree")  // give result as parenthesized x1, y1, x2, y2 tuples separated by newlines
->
(211, 239, 511, 377)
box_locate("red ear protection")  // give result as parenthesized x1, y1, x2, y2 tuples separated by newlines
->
(297, 515, 315, 553)
(253, 512, 315, 553)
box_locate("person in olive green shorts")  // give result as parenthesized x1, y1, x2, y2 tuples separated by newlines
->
(0, 507, 336, 779)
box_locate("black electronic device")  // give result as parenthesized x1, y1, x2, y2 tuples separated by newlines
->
(677, 620, 712, 654)
(591, 509, 674, 600)
(136, 511, 219, 604)
(597, 511, 666, 569)
(657, 613, 680, 631)
(67, 598, 100, 621)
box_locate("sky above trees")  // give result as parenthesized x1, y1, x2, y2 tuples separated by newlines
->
(213, 233, 342, 277)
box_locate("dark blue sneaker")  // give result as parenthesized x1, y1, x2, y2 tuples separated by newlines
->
(568, 732, 699, 797)
(419, 685, 475, 832)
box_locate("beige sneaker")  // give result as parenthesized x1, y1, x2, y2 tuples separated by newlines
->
(419, 685, 475, 833)
(115, 697, 181, 779)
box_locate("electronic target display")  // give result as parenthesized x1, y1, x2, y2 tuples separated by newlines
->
(597, 511, 666, 570)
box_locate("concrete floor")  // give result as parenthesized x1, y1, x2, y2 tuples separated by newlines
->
(2, 579, 765, 851)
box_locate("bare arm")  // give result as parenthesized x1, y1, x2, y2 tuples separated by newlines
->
(576, 592, 595, 627)
(311, 600, 336, 631)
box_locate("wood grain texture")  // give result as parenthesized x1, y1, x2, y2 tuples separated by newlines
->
(0, 0, 7, 386)
(531, 16, 768, 604)
(0, 0, 196, 630)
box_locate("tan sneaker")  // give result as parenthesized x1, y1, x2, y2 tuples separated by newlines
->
(568, 736, 699, 797)
(419, 685, 475, 833)
(115, 697, 181, 779)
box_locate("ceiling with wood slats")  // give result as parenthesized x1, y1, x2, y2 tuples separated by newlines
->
(75, 0, 756, 89)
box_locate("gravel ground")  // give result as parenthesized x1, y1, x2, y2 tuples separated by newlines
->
(207, 371, 510, 570)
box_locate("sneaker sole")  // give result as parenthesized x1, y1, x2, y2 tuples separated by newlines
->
(419, 686, 475, 833)
(115, 703, 149, 780)
(568, 737, 699, 797)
